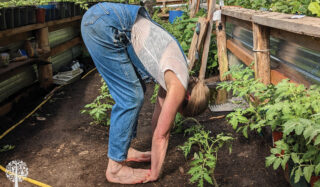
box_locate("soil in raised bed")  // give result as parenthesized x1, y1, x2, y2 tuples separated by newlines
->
(0, 71, 289, 187)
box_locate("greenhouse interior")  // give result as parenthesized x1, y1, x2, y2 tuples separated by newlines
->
(0, 0, 320, 186)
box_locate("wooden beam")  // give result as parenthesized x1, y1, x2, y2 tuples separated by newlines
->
(226, 39, 254, 67)
(0, 16, 82, 39)
(199, 0, 216, 80)
(253, 12, 320, 38)
(49, 20, 81, 32)
(216, 15, 229, 81)
(188, 17, 208, 70)
(50, 37, 82, 57)
(220, 6, 320, 38)
(252, 23, 270, 85)
(0, 32, 32, 46)
(37, 27, 52, 89)
(270, 28, 320, 53)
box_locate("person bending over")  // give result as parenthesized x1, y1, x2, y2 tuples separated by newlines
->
(81, 2, 209, 184)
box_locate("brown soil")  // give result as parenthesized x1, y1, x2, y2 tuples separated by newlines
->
(0, 71, 289, 187)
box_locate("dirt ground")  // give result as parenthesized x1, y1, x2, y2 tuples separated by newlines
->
(0, 71, 290, 187)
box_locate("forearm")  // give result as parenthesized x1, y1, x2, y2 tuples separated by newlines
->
(149, 88, 185, 179)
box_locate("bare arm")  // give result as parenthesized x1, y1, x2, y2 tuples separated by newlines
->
(146, 71, 186, 181)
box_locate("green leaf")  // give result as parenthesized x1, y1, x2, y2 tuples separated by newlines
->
(309, 2, 320, 17)
(315, 163, 320, 176)
(203, 173, 213, 184)
(315, 135, 320, 145)
(294, 167, 303, 184)
(281, 155, 290, 170)
(273, 158, 282, 170)
(242, 126, 248, 138)
(314, 181, 320, 187)
(291, 153, 300, 164)
(303, 165, 314, 183)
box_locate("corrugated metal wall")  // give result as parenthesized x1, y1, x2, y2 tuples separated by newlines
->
(0, 26, 82, 103)
(226, 23, 320, 84)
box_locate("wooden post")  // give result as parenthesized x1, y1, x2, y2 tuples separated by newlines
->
(252, 23, 270, 85)
(216, 15, 228, 81)
(37, 27, 53, 89)
(215, 15, 229, 104)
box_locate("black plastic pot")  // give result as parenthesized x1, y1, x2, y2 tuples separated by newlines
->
(27, 6, 36, 24)
(0, 8, 6, 30)
(5, 7, 14, 29)
(13, 7, 20, 27)
(20, 7, 28, 26)
(70, 2, 75, 17)
(75, 4, 81, 16)
(57, 2, 66, 19)
(65, 2, 71, 18)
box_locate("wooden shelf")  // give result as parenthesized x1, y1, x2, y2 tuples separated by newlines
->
(0, 16, 82, 39)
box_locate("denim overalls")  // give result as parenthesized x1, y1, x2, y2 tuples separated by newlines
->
(81, 2, 186, 162)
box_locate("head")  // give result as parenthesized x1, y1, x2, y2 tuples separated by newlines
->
(180, 77, 210, 117)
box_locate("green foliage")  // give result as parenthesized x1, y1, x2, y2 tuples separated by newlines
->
(0, 145, 15, 152)
(224, 0, 320, 17)
(81, 78, 114, 126)
(309, 0, 320, 16)
(179, 124, 233, 187)
(217, 64, 274, 137)
(219, 65, 320, 184)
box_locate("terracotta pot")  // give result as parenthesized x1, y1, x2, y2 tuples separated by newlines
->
(311, 176, 320, 187)
(36, 8, 45, 23)
(272, 131, 284, 156)
(272, 131, 283, 146)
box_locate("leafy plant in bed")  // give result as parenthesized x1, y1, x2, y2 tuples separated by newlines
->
(81, 78, 114, 126)
(179, 122, 234, 187)
(218, 64, 320, 186)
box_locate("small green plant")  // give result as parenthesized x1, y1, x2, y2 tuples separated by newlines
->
(217, 64, 274, 138)
(81, 78, 114, 126)
(0, 145, 15, 152)
(179, 123, 233, 187)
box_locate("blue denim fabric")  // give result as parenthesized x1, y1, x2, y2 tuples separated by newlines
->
(81, 2, 187, 162)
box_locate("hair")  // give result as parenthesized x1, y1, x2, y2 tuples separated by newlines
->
(181, 77, 210, 117)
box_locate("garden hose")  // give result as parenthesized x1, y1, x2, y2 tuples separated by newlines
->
(0, 165, 52, 187)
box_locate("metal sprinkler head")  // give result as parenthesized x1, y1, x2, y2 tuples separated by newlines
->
(6, 160, 29, 186)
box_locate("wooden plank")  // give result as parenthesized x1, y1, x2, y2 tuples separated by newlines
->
(216, 15, 229, 81)
(0, 32, 32, 46)
(226, 16, 252, 31)
(0, 59, 34, 77)
(226, 39, 254, 67)
(0, 16, 82, 39)
(252, 23, 270, 85)
(271, 70, 300, 85)
(37, 27, 52, 89)
(253, 12, 320, 38)
(199, 0, 216, 80)
(49, 20, 81, 32)
(50, 37, 82, 57)
(188, 17, 208, 70)
(221, 6, 320, 38)
(270, 28, 320, 53)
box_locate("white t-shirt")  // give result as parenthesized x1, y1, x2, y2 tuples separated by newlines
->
(131, 15, 189, 90)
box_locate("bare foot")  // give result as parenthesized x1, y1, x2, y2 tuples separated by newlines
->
(106, 159, 150, 184)
(126, 147, 151, 162)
